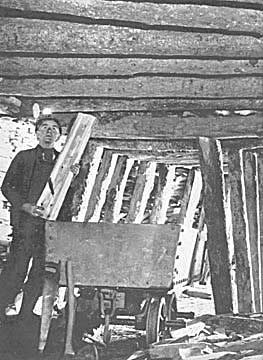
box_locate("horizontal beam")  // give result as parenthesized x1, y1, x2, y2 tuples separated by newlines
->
(66, 113, 263, 139)
(17, 98, 263, 114)
(1, 77, 263, 97)
(0, 18, 262, 58)
(1, 1, 263, 35)
(1, 57, 263, 77)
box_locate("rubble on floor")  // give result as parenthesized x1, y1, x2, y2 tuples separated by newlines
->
(127, 313, 263, 360)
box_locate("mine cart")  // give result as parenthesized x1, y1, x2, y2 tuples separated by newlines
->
(39, 220, 184, 354)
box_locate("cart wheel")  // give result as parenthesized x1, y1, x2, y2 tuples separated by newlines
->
(145, 297, 167, 346)
(167, 292, 178, 320)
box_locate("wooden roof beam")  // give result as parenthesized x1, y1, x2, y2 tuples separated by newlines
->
(2, 1, 263, 35)
(1, 18, 262, 58)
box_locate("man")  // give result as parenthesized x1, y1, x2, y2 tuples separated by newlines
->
(0, 116, 78, 324)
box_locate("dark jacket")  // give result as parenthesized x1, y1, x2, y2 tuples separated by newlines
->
(1, 145, 59, 229)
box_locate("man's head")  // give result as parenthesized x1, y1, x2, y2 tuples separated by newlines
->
(35, 117, 62, 149)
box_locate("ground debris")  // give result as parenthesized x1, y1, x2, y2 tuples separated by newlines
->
(126, 313, 263, 360)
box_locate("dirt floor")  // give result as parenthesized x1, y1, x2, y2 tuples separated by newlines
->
(0, 284, 215, 360)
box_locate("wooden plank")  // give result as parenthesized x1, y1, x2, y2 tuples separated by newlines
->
(103, 155, 128, 223)
(177, 168, 195, 226)
(19, 98, 263, 115)
(242, 150, 261, 312)
(149, 164, 170, 224)
(72, 145, 104, 222)
(45, 221, 180, 288)
(2, 77, 263, 98)
(126, 161, 150, 223)
(2, 1, 263, 34)
(255, 149, 263, 311)
(2, 57, 263, 77)
(1, 18, 262, 58)
(89, 153, 119, 222)
(133, 162, 156, 224)
(174, 169, 202, 285)
(83, 150, 114, 222)
(37, 113, 95, 220)
(199, 137, 232, 314)
(111, 158, 134, 223)
(111, 148, 201, 166)
(228, 148, 253, 313)
(187, 206, 206, 284)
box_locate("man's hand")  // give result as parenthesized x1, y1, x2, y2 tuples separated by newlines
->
(70, 163, 80, 177)
(21, 203, 44, 217)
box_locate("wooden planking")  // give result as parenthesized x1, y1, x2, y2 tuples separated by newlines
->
(1, 18, 262, 58)
(37, 113, 95, 220)
(103, 155, 128, 223)
(199, 137, 232, 314)
(2, 1, 263, 34)
(228, 149, 253, 313)
(45, 221, 180, 288)
(2, 77, 263, 98)
(242, 150, 261, 312)
(2, 57, 263, 77)
(256, 150, 263, 311)
(18, 98, 263, 115)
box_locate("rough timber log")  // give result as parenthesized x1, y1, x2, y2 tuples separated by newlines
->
(2, 78, 263, 99)
(228, 149, 253, 313)
(2, 57, 263, 77)
(242, 150, 261, 312)
(17, 98, 263, 115)
(91, 114, 263, 139)
(2, 1, 263, 35)
(255, 149, 263, 311)
(1, 18, 263, 58)
(199, 137, 233, 314)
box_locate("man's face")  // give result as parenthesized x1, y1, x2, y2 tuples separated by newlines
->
(36, 120, 60, 148)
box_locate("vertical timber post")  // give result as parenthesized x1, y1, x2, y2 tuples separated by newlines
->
(242, 150, 260, 312)
(228, 149, 253, 313)
(199, 137, 232, 314)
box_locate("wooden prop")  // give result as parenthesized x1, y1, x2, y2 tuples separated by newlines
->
(64, 260, 75, 356)
(38, 262, 60, 353)
(37, 113, 95, 220)
(199, 137, 233, 314)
